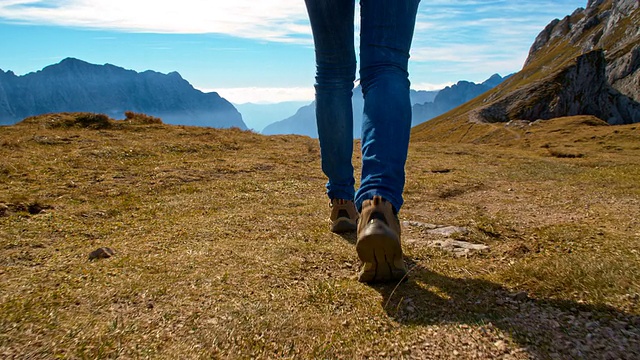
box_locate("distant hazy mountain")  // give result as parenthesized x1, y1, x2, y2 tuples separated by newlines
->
(0, 58, 246, 129)
(411, 89, 439, 106)
(263, 86, 366, 138)
(262, 76, 506, 137)
(412, 74, 510, 126)
(234, 101, 309, 132)
(262, 101, 319, 137)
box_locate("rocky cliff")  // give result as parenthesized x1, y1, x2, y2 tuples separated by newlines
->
(473, 0, 639, 124)
(0, 58, 246, 129)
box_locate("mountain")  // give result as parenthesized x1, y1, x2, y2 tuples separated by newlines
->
(262, 86, 365, 138)
(234, 101, 309, 132)
(412, 74, 510, 126)
(0, 58, 246, 129)
(262, 101, 319, 137)
(413, 0, 639, 141)
(262, 81, 498, 138)
(410, 89, 439, 105)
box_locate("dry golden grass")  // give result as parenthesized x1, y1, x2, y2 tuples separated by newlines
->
(1, 113, 639, 358)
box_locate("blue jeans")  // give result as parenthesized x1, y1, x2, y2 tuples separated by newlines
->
(305, 0, 420, 212)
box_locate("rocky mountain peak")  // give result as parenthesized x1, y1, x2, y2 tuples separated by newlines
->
(43, 57, 101, 74)
(527, 0, 639, 65)
(473, 0, 639, 125)
(482, 74, 505, 88)
(0, 59, 246, 128)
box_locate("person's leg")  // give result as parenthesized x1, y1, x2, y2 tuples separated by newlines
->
(355, 0, 420, 283)
(304, 0, 357, 202)
(356, 0, 420, 213)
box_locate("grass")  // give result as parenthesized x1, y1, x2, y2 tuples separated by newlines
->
(1, 114, 639, 358)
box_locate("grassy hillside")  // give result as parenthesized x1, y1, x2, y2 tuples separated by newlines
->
(413, 0, 639, 137)
(1, 113, 639, 358)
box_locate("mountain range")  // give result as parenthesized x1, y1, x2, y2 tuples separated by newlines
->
(261, 75, 507, 138)
(0, 58, 246, 129)
(1, 0, 636, 134)
(411, 74, 511, 127)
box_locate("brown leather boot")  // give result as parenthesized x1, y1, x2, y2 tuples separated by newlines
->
(329, 199, 359, 233)
(356, 196, 408, 283)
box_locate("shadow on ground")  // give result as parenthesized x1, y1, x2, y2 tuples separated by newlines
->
(373, 262, 640, 358)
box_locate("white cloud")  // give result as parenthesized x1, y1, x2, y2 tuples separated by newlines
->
(408, 1, 585, 80)
(0, 0, 585, 98)
(0, 1, 583, 46)
(0, 0, 311, 41)
(411, 82, 455, 91)
(205, 86, 315, 104)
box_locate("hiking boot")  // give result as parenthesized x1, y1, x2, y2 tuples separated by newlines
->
(356, 196, 408, 283)
(329, 199, 359, 233)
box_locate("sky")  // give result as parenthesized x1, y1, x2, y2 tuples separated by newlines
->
(0, 0, 586, 104)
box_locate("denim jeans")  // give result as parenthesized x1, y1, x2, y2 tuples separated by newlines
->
(305, 0, 420, 212)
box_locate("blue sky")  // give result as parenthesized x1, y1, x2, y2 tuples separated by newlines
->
(0, 0, 586, 103)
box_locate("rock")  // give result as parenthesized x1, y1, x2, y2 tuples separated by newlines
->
(403, 221, 471, 235)
(404, 221, 487, 255)
(510, 291, 529, 302)
(430, 168, 452, 174)
(403, 221, 438, 230)
(88, 247, 115, 260)
(426, 226, 470, 237)
(27, 202, 45, 215)
(494, 340, 507, 351)
(430, 239, 489, 257)
(0, 203, 8, 217)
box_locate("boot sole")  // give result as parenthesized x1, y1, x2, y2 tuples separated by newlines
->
(331, 217, 357, 233)
(356, 220, 407, 283)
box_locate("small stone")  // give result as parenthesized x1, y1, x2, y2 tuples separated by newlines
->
(0, 203, 9, 217)
(427, 226, 470, 237)
(431, 239, 489, 255)
(403, 221, 438, 229)
(510, 291, 529, 302)
(494, 340, 507, 351)
(89, 247, 115, 260)
(27, 203, 47, 215)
